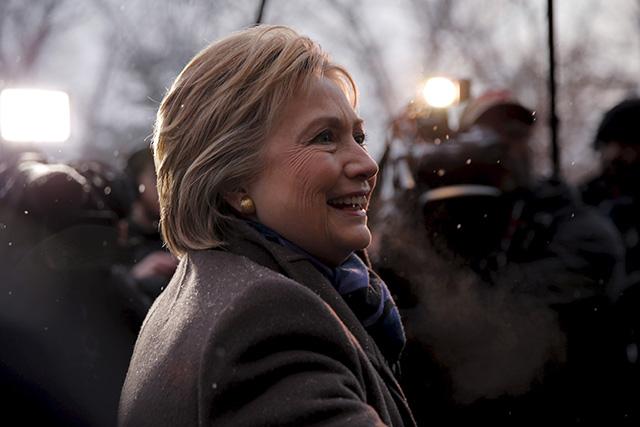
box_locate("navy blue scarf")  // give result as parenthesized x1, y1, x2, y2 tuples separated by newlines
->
(248, 221, 406, 364)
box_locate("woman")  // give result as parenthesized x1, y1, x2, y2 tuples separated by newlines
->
(119, 25, 415, 427)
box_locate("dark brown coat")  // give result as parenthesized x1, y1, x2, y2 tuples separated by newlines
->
(119, 222, 416, 426)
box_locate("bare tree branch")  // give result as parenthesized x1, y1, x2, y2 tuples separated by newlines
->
(326, 0, 396, 117)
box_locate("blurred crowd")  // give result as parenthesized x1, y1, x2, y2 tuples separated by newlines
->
(1, 93, 639, 425)
(370, 93, 640, 424)
(0, 146, 176, 426)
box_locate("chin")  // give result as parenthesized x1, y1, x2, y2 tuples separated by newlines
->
(343, 229, 372, 253)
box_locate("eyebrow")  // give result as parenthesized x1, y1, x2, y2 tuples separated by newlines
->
(297, 115, 364, 139)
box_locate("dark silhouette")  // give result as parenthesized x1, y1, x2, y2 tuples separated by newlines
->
(0, 153, 138, 426)
(371, 90, 627, 424)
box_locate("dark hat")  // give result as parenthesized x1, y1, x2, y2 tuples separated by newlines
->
(594, 98, 640, 149)
(459, 89, 535, 132)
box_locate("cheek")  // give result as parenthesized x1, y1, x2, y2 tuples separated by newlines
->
(285, 150, 337, 208)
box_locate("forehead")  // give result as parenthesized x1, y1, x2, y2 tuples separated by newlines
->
(274, 77, 360, 135)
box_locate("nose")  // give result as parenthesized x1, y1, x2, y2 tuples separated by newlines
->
(344, 142, 379, 181)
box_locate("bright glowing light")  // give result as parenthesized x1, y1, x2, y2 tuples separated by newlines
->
(422, 77, 459, 108)
(0, 88, 70, 143)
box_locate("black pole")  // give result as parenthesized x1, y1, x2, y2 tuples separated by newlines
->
(547, 0, 561, 179)
(255, 0, 268, 25)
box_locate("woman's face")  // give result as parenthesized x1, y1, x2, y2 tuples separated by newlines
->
(247, 76, 378, 266)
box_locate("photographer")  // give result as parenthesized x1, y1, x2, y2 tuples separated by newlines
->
(371, 90, 626, 424)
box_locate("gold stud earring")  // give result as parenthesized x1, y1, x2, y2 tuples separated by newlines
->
(239, 195, 256, 215)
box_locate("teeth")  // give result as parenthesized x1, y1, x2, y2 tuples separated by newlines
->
(328, 195, 367, 209)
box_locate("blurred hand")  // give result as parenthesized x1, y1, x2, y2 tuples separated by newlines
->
(131, 251, 178, 280)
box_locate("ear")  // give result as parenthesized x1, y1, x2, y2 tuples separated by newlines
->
(223, 190, 247, 213)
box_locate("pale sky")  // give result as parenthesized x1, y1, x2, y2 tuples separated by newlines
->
(25, 0, 640, 180)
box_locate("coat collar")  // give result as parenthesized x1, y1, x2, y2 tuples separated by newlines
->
(219, 220, 409, 403)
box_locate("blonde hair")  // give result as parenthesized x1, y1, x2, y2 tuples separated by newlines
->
(154, 25, 357, 257)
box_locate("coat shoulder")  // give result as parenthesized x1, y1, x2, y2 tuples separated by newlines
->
(183, 248, 319, 307)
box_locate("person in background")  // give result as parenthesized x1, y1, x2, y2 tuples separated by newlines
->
(0, 154, 138, 427)
(454, 90, 625, 303)
(457, 92, 629, 422)
(110, 147, 177, 321)
(581, 97, 640, 416)
(582, 97, 640, 285)
(123, 147, 162, 247)
(119, 25, 415, 426)
(371, 89, 627, 424)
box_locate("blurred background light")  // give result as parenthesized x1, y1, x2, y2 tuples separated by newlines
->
(0, 88, 71, 143)
(422, 77, 460, 108)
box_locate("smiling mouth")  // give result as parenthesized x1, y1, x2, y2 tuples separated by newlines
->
(327, 194, 368, 211)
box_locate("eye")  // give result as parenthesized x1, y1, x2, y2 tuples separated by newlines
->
(311, 129, 335, 145)
(354, 132, 367, 146)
